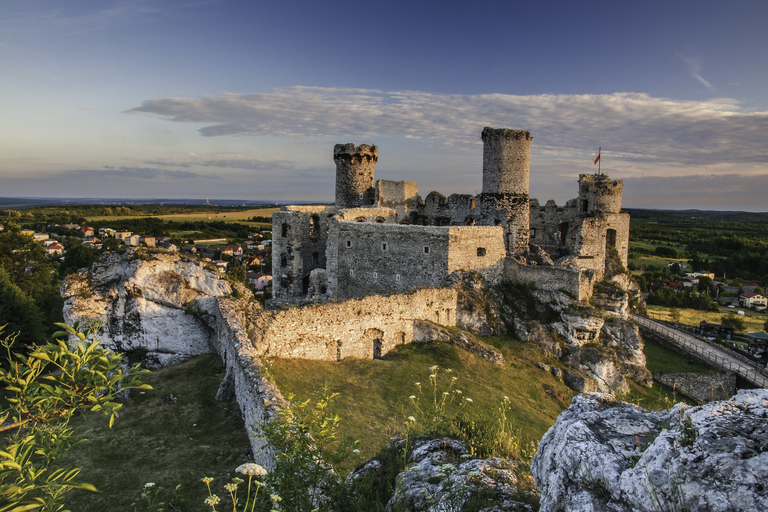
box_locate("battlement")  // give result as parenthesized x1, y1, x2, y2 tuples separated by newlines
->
(578, 174, 623, 216)
(481, 127, 532, 142)
(333, 143, 378, 164)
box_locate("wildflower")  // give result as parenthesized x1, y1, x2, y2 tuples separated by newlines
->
(409, 395, 416, 400)
(429, 365, 438, 371)
(353, 449, 360, 454)
(408, 416, 416, 422)
(503, 395, 509, 401)
(455, 390, 462, 394)
(415, 382, 421, 386)
(429, 374, 436, 379)
(232, 477, 244, 485)
(443, 391, 449, 395)
(236, 462, 268, 476)
(465, 398, 473, 402)
(451, 376, 457, 381)
(204, 494, 221, 506)
(271, 494, 283, 503)
(225, 483, 238, 492)
(144, 482, 156, 488)
(201, 477, 214, 484)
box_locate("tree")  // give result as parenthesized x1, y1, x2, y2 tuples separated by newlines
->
(0, 224, 58, 300)
(0, 267, 46, 347)
(763, 317, 768, 332)
(0, 323, 150, 511)
(721, 314, 746, 331)
(698, 276, 713, 294)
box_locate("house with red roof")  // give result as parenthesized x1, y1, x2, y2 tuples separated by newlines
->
(740, 292, 767, 310)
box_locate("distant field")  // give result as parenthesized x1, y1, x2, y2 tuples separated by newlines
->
(645, 304, 767, 333)
(85, 207, 279, 224)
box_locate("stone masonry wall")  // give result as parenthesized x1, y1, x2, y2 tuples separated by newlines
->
(502, 258, 588, 299)
(212, 297, 285, 469)
(654, 372, 737, 404)
(249, 288, 458, 360)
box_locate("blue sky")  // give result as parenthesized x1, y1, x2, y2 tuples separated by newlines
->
(2, 0, 767, 210)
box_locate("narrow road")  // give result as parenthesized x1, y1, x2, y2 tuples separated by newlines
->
(631, 314, 768, 388)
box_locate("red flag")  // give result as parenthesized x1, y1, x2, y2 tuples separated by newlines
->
(593, 152, 601, 165)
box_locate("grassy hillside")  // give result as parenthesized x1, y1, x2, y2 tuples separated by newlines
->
(54, 332, 697, 511)
(55, 354, 252, 512)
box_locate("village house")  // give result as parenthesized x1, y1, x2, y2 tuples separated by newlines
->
(246, 271, 273, 290)
(81, 226, 95, 237)
(127, 234, 141, 246)
(46, 242, 64, 256)
(140, 236, 156, 247)
(739, 291, 767, 310)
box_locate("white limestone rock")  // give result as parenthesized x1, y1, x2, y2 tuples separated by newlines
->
(61, 249, 233, 367)
(532, 389, 768, 512)
(387, 438, 534, 512)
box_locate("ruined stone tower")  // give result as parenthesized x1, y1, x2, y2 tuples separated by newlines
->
(578, 174, 623, 217)
(334, 143, 378, 208)
(480, 127, 531, 254)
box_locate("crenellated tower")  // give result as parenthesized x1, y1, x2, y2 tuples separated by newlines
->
(479, 127, 532, 254)
(334, 143, 378, 208)
(578, 174, 623, 217)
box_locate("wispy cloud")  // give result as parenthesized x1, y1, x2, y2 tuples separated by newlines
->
(145, 156, 298, 172)
(127, 87, 768, 168)
(679, 54, 715, 91)
(69, 166, 217, 180)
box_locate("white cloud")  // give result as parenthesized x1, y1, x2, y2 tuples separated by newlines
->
(127, 87, 768, 168)
(679, 54, 716, 91)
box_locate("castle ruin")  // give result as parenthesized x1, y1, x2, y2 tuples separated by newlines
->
(271, 128, 628, 305)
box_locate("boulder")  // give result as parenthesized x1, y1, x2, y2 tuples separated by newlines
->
(532, 389, 768, 512)
(387, 438, 534, 512)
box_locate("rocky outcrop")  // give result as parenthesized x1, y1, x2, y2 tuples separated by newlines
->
(61, 249, 284, 469)
(532, 390, 768, 512)
(452, 275, 652, 394)
(61, 249, 236, 367)
(385, 438, 534, 512)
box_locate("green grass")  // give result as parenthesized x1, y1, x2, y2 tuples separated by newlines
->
(645, 304, 767, 333)
(642, 335, 713, 375)
(55, 354, 252, 512)
(51, 332, 700, 511)
(85, 207, 279, 225)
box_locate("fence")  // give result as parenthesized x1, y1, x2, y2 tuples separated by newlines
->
(632, 314, 768, 389)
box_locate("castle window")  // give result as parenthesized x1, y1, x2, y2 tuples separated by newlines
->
(350, 269, 354, 277)
(346, 240, 352, 248)
(312, 251, 319, 264)
(530, 228, 536, 239)
(381, 242, 388, 251)
(424, 246, 430, 254)
(373, 271, 378, 279)
(355, 217, 366, 223)
(281, 222, 289, 237)
(320, 286, 327, 294)
(396, 274, 401, 282)
(309, 215, 319, 237)
(494, 219, 502, 226)
(280, 253, 287, 267)
(477, 247, 486, 257)
(581, 199, 589, 213)
(375, 216, 385, 223)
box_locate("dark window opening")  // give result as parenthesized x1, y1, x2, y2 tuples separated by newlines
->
(375, 216, 385, 223)
(581, 199, 589, 213)
(346, 240, 352, 248)
(424, 246, 430, 254)
(494, 219, 502, 226)
(312, 251, 319, 264)
(280, 253, 288, 267)
(320, 286, 327, 295)
(281, 222, 289, 237)
(309, 215, 319, 237)
(381, 242, 387, 251)
(530, 228, 536, 239)
(477, 247, 486, 257)
(373, 339, 382, 359)
(355, 217, 366, 223)
(302, 275, 310, 295)
(606, 228, 617, 248)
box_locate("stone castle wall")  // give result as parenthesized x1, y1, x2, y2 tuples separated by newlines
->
(250, 288, 458, 360)
(654, 372, 737, 404)
(503, 258, 590, 300)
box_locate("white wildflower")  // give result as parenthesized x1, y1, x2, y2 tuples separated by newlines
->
(236, 462, 267, 476)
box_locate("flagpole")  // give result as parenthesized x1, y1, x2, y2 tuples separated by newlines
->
(598, 147, 601, 175)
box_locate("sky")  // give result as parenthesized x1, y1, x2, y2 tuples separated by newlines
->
(1, 0, 767, 211)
